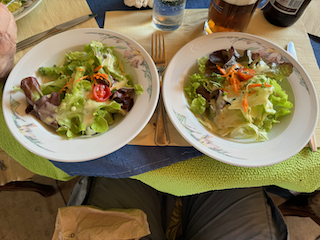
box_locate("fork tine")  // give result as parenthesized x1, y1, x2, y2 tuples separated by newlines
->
(161, 33, 166, 61)
(152, 33, 166, 63)
(152, 33, 155, 60)
(156, 33, 160, 60)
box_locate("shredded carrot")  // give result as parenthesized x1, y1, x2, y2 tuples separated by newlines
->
(95, 72, 109, 80)
(91, 72, 112, 88)
(216, 65, 226, 75)
(94, 65, 103, 72)
(105, 78, 112, 88)
(248, 90, 257, 96)
(234, 73, 242, 89)
(248, 83, 272, 89)
(242, 92, 248, 113)
(229, 71, 242, 96)
(219, 64, 244, 96)
(78, 67, 83, 71)
(75, 75, 89, 83)
(220, 64, 242, 78)
(230, 74, 238, 95)
(59, 77, 73, 93)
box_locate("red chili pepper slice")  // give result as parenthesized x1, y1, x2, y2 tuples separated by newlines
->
(238, 68, 255, 81)
(93, 84, 111, 102)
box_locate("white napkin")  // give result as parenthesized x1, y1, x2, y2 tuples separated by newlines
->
(124, 0, 153, 8)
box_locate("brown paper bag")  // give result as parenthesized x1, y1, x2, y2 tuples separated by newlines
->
(51, 206, 150, 240)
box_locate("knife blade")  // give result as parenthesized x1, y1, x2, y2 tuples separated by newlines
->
(16, 14, 97, 52)
(287, 41, 318, 151)
(287, 41, 297, 59)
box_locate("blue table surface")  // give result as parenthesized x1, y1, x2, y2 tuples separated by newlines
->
(50, 0, 320, 178)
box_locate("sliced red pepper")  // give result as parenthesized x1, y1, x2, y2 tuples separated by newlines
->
(93, 84, 111, 102)
(238, 67, 255, 81)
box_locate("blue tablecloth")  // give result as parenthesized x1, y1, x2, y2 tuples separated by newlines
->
(50, 0, 320, 178)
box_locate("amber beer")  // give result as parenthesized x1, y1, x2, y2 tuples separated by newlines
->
(205, 0, 261, 33)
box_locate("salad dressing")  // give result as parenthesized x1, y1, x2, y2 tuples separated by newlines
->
(82, 99, 106, 127)
(112, 80, 127, 90)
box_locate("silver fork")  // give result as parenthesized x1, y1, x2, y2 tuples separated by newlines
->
(151, 33, 170, 146)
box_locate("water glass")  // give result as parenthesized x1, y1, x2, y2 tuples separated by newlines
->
(152, 0, 187, 31)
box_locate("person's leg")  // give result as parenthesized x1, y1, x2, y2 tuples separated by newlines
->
(68, 176, 175, 240)
(181, 187, 288, 240)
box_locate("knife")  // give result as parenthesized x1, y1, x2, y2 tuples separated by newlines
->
(287, 41, 318, 152)
(16, 14, 97, 52)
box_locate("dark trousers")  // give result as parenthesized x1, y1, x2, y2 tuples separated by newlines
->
(68, 177, 288, 240)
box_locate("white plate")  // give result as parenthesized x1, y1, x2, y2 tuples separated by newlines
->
(12, 0, 43, 21)
(2, 28, 159, 162)
(163, 32, 318, 167)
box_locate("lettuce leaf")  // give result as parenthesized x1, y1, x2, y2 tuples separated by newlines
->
(91, 115, 108, 133)
(269, 79, 293, 119)
(41, 75, 68, 95)
(38, 66, 67, 77)
(230, 123, 269, 141)
(190, 95, 207, 115)
(135, 84, 144, 95)
(265, 62, 293, 81)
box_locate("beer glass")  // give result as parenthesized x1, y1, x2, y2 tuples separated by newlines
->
(204, 0, 268, 34)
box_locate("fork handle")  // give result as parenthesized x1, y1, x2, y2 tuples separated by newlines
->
(155, 82, 170, 146)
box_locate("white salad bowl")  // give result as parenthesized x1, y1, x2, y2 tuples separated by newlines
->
(162, 32, 318, 167)
(2, 28, 159, 162)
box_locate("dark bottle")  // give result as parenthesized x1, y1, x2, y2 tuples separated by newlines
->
(263, 0, 312, 27)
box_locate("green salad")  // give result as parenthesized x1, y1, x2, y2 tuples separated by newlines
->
(20, 40, 143, 139)
(184, 47, 293, 142)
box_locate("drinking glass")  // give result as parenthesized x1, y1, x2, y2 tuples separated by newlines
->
(152, 0, 187, 31)
(204, 0, 268, 34)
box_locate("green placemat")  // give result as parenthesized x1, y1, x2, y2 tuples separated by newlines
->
(132, 148, 320, 196)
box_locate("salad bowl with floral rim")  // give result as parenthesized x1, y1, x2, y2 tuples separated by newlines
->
(162, 32, 318, 167)
(2, 28, 159, 162)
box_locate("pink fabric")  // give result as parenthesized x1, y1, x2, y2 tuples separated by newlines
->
(0, 3, 17, 81)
